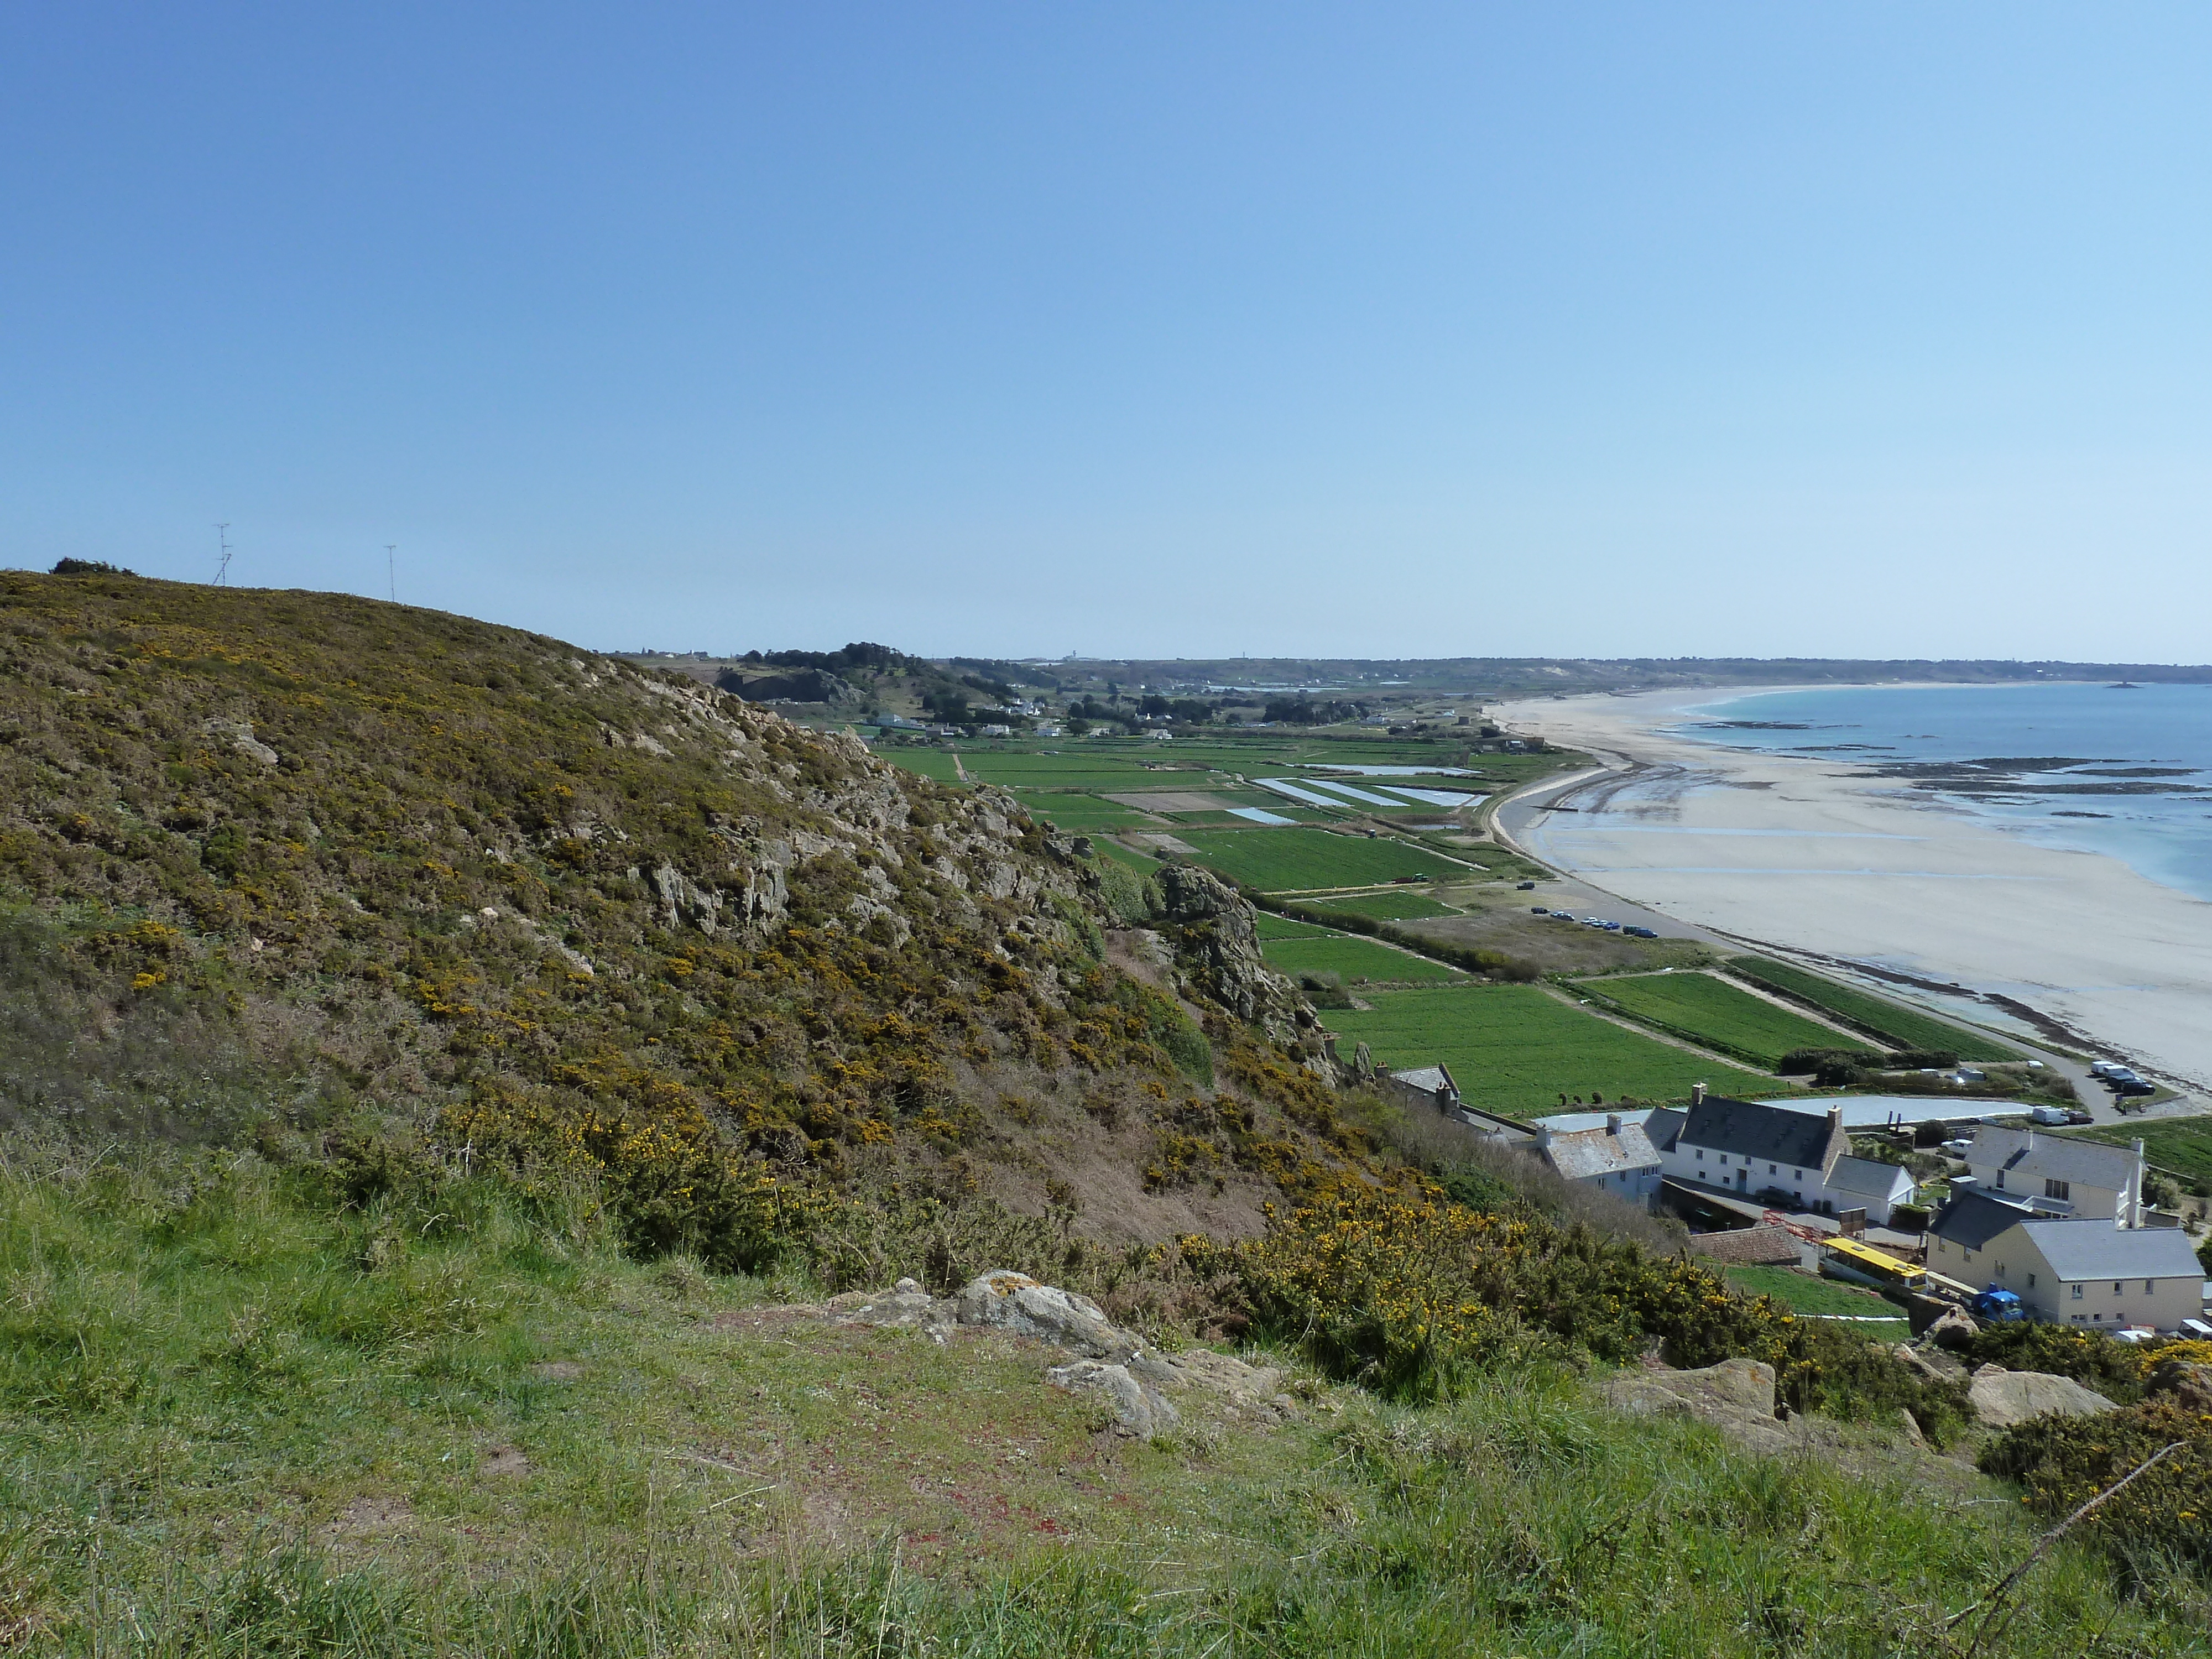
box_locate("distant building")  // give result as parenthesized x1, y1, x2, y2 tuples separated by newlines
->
(1963, 1125, 2146, 1225)
(1535, 1114, 1662, 1205)
(1385, 1065, 1460, 1117)
(1928, 1188, 2204, 1331)
(979, 724, 1012, 738)
(1145, 729, 1173, 741)
(1654, 1090, 1914, 1224)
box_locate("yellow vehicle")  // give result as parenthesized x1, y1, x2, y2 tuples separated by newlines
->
(1819, 1237, 1927, 1292)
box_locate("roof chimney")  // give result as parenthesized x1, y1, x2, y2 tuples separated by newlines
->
(1692, 1082, 1707, 1106)
(1606, 1113, 1622, 1135)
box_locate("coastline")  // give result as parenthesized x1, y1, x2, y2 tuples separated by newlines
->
(1490, 686, 2212, 1097)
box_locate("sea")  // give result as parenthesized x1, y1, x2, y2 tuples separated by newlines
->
(1677, 682, 2212, 904)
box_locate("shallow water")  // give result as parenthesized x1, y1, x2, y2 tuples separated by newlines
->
(1680, 682, 2212, 902)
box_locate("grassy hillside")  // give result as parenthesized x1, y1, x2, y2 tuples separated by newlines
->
(0, 571, 1359, 1259)
(2, 1142, 2198, 1656)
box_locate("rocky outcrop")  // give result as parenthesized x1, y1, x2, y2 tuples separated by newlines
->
(1966, 1364, 2118, 1430)
(1893, 1342, 1968, 1384)
(2143, 1359, 2212, 1413)
(1926, 1306, 1979, 1350)
(825, 1269, 1296, 1437)
(1152, 864, 1309, 1045)
(1605, 1357, 1776, 1425)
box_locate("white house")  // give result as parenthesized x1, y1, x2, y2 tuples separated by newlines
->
(1535, 1114, 1663, 1205)
(1929, 1188, 2204, 1332)
(1963, 1125, 2145, 1225)
(1654, 1091, 1916, 1225)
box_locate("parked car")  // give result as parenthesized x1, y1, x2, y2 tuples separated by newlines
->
(1623, 925, 1657, 938)
(2029, 1105, 2071, 1126)
(1601, 921, 1622, 932)
(1515, 880, 1536, 890)
(1530, 905, 1550, 914)
(2114, 1078, 2156, 1097)
(2063, 1108, 2093, 1125)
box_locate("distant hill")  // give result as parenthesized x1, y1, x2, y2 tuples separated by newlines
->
(0, 571, 1353, 1259)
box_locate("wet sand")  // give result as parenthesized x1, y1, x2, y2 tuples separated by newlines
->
(1490, 688, 2212, 1095)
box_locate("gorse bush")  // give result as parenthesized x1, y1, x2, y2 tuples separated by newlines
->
(1180, 1183, 1969, 1437)
(1958, 1322, 2157, 1404)
(1980, 1400, 2212, 1576)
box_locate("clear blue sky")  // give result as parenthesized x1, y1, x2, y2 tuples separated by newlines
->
(6, 6, 2208, 662)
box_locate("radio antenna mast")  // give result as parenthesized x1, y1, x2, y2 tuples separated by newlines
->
(214, 523, 232, 585)
(385, 545, 397, 604)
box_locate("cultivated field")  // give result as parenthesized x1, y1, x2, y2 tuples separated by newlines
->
(1326, 985, 1773, 1115)
(1316, 890, 1455, 922)
(1261, 933, 1467, 985)
(878, 749, 966, 784)
(1173, 828, 1465, 892)
(1724, 959, 2022, 1061)
(1003, 788, 1159, 830)
(1587, 972, 1877, 1070)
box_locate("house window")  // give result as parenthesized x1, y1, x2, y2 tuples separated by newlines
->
(1994, 1171, 2005, 1188)
(1963, 1249, 1975, 1263)
(1768, 1164, 1778, 1175)
(2027, 1274, 2036, 1288)
(2113, 1282, 2123, 1296)
(2046, 1178, 2070, 1201)
(2070, 1284, 2083, 1300)
(2144, 1280, 2155, 1295)
(1695, 1149, 1705, 1162)
(1792, 1169, 1801, 1180)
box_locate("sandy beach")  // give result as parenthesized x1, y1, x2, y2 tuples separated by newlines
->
(1491, 688, 2212, 1095)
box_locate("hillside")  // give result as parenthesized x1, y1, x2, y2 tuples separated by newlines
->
(0, 570, 1353, 1273)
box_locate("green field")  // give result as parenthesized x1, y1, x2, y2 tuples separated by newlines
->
(1588, 972, 1877, 1069)
(1723, 1264, 1911, 1332)
(1262, 933, 1466, 985)
(1325, 985, 1772, 1115)
(1255, 911, 1337, 940)
(1725, 958, 2022, 1062)
(1004, 789, 1158, 830)
(2066, 1117, 2212, 1188)
(1172, 828, 1467, 892)
(1316, 890, 1455, 922)
(876, 749, 966, 784)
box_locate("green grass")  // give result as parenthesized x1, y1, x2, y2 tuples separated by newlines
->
(1726, 958, 2023, 1062)
(1003, 788, 1158, 830)
(2065, 1116, 2212, 1187)
(869, 747, 967, 784)
(1325, 985, 1773, 1114)
(0, 1144, 2187, 1657)
(1725, 1264, 1911, 1333)
(1171, 828, 1466, 893)
(1312, 890, 1454, 922)
(1260, 933, 1466, 985)
(1587, 972, 1879, 1069)
(1255, 912, 1339, 940)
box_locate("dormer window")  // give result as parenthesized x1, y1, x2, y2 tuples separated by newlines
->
(2046, 1178, 2070, 1201)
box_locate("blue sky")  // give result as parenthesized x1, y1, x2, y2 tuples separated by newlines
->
(6, 5, 2209, 661)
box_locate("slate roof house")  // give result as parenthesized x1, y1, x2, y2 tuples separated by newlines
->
(1929, 1187, 2204, 1332)
(1535, 1113, 1663, 1205)
(1653, 1089, 1916, 1225)
(1963, 1125, 2146, 1225)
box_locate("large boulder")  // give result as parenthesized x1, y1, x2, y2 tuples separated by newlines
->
(1894, 1342, 1968, 1383)
(1966, 1364, 2119, 1430)
(826, 1277, 956, 1344)
(957, 1271, 1130, 1360)
(1605, 1358, 1777, 1422)
(2145, 1359, 2212, 1413)
(1045, 1360, 1180, 1437)
(1926, 1306, 1979, 1350)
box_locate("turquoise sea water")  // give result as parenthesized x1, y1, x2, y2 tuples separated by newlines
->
(1680, 682, 2212, 903)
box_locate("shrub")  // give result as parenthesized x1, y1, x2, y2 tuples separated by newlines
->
(1979, 1399, 2212, 1573)
(1181, 1182, 1968, 1438)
